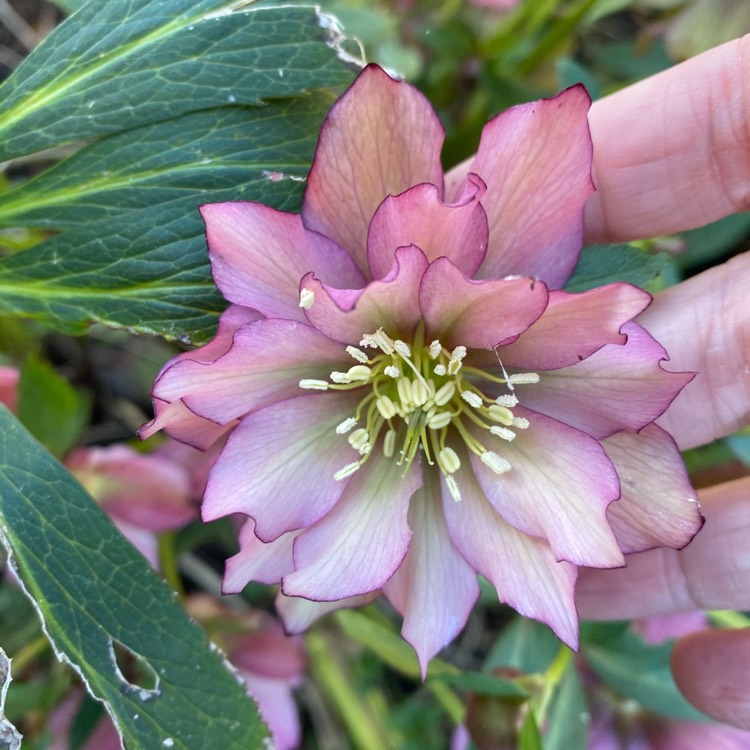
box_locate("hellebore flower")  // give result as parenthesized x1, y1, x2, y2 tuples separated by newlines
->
(143, 64, 702, 673)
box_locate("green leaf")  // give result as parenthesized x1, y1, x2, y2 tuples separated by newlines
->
(0, 97, 334, 342)
(519, 710, 543, 750)
(435, 671, 528, 701)
(580, 621, 710, 722)
(544, 659, 588, 750)
(485, 616, 560, 674)
(0, 407, 270, 748)
(17, 356, 90, 457)
(564, 244, 670, 293)
(0, 0, 355, 162)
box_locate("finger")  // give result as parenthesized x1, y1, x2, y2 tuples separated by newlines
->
(584, 36, 750, 243)
(672, 629, 750, 730)
(576, 476, 750, 619)
(637, 252, 750, 451)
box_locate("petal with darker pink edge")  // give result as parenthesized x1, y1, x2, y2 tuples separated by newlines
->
(302, 245, 428, 344)
(442, 460, 579, 648)
(512, 322, 694, 439)
(467, 410, 624, 568)
(446, 86, 593, 288)
(419, 257, 548, 349)
(367, 176, 488, 280)
(155, 320, 346, 425)
(282, 454, 421, 601)
(203, 392, 362, 540)
(275, 591, 379, 634)
(602, 424, 703, 554)
(493, 284, 652, 370)
(223, 520, 299, 593)
(302, 64, 445, 274)
(384, 488, 479, 677)
(202, 202, 364, 322)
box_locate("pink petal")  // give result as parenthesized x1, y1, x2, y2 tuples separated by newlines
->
(282, 454, 421, 600)
(601, 424, 703, 554)
(419, 257, 548, 349)
(275, 591, 379, 634)
(202, 202, 364, 322)
(230, 623, 305, 682)
(384, 488, 479, 676)
(468, 409, 624, 568)
(492, 284, 652, 370)
(240, 673, 301, 750)
(446, 86, 593, 288)
(301, 245, 428, 344)
(513, 322, 694, 439)
(442, 459, 579, 647)
(223, 519, 298, 593)
(302, 64, 445, 274)
(203, 392, 362, 540)
(155, 320, 347, 425)
(635, 611, 708, 645)
(0, 366, 19, 413)
(646, 721, 750, 750)
(366, 175, 488, 280)
(114, 520, 159, 568)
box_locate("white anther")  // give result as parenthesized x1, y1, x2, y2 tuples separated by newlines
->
(481, 451, 512, 475)
(359, 334, 378, 349)
(376, 395, 398, 420)
(427, 411, 452, 430)
(447, 358, 462, 375)
(348, 428, 370, 450)
(384, 365, 400, 378)
(445, 475, 462, 503)
(394, 340, 412, 359)
(428, 340, 442, 359)
(433, 364, 447, 376)
(298, 288, 315, 309)
(461, 390, 483, 408)
(490, 426, 516, 442)
(346, 365, 372, 381)
(336, 417, 358, 434)
(334, 462, 361, 481)
(433, 381, 456, 406)
(495, 394, 519, 408)
(488, 404, 514, 425)
(358, 442, 372, 455)
(373, 329, 395, 354)
(512, 417, 530, 429)
(411, 379, 429, 407)
(438, 447, 461, 474)
(383, 429, 396, 458)
(299, 379, 329, 390)
(451, 346, 467, 361)
(508, 372, 540, 385)
(346, 346, 369, 363)
(397, 377, 413, 407)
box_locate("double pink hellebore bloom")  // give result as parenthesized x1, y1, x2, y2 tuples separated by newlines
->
(143, 65, 702, 672)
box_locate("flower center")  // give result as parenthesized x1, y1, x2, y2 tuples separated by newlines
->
(299, 320, 538, 502)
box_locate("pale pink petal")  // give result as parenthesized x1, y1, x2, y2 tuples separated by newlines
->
(155, 320, 347, 425)
(67, 445, 196, 531)
(384, 488, 479, 676)
(282, 454, 421, 600)
(419, 257, 548, 349)
(512, 322, 694, 439)
(223, 520, 299, 593)
(302, 64, 444, 274)
(442, 458, 579, 647)
(202, 202, 364, 322)
(230, 624, 305, 682)
(114, 519, 159, 568)
(367, 175, 488, 279)
(635, 611, 708, 645)
(0, 366, 19, 413)
(203, 392, 362, 540)
(275, 591, 379, 634)
(301, 245, 428, 344)
(646, 721, 750, 750)
(491, 284, 652, 370)
(241, 673, 301, 750)
(156, 435, 228, 499)
(446, 86, 593, 288)
(601, 425, 702, 554)
(467, 409, 624, 568)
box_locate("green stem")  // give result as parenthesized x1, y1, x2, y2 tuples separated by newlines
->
(708, 610, 750, 629)
(158, 531, 183, 596)
(306, 630, 391, 750)
(10, 634, 49, 674)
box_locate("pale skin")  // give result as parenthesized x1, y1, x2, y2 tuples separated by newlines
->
(575, 35, 750, 729)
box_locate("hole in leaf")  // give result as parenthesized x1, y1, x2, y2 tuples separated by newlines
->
(109, 639, 160, 700)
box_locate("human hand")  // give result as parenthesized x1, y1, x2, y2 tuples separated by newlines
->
(576, 35, 750, 730)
